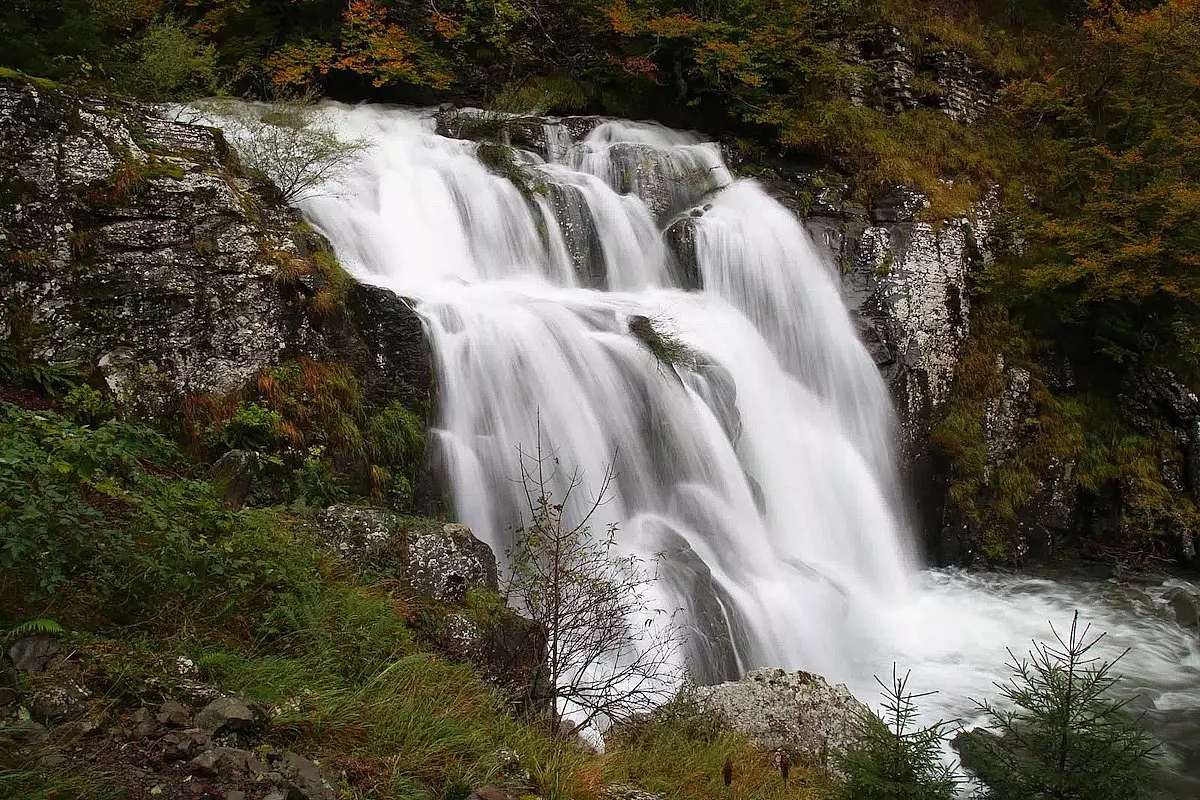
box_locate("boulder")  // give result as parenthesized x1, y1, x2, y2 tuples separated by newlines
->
(29, 675, 89, 722)
(193, 696, 264, 736)
(7, 636, 60, 674)
(1164, 587, 1200, 630)
(156, 699, 191, 727)
(315, 506, 499, 603)
(436, 609, 549, 712)
(693, 668, 870, 768)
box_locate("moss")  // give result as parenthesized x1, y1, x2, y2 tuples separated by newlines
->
(0, 66, 62, 92)
(476, 142, 547, 197)
(629, 315, 697, 371)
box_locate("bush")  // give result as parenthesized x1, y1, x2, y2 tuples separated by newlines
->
(0, 402, 319, 624)
(136, 15, 220, 100)
(957, 612, 1158, 800)
(835, 666, 959, 800)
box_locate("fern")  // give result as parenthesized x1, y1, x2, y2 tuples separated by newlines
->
(4, 618, 64, 639)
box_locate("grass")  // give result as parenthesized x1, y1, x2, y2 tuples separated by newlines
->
(604, 693, 839, 800)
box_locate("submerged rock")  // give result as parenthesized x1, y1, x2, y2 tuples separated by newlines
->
(693, 668, 869, 767)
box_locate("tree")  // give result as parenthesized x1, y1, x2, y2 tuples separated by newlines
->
(196, 97, 366, 204)
(504, 431, 684, 735)
(958, 612, 1158, 800)
(835, 665, 960, 800)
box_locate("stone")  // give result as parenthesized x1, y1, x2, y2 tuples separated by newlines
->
(211, 450, 258, 509)
(130, 706, 158, 739)
(224, 792, 247, 800)
(186, 747, 266, 780)
(193, 696, 262, 736)
(39, 753, 68, 769)
(159, 729, 213, 762)
(7, 636, 60, 674)
(1164, 587, 1200, 629)
(693, 668, 870, 769)
(315, 507, 499, 603)
(30, 674, 89, 722)
(468, 788, 517, 800)
(276, 752, 338, 800)
(0, 719, 48, 744)
(157, 699, 192, 727)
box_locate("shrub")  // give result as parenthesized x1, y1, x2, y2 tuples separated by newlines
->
(136, 15, 220, 100)
(835, 666, 959, 800)
(202, 99, 367, 203)
(958, 612, 1158, 800)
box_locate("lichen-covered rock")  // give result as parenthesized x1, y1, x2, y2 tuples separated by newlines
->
(0, 81, 429, 419)
(29, 673, 89, 722)
(693, 668, 869, 767)
(315, 506, 499, 602)
(437, 609, 549, 711)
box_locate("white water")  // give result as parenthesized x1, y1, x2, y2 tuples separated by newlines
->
(243, 104, 1200, 792)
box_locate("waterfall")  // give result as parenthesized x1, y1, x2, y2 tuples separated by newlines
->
(300, 104, 915, 684)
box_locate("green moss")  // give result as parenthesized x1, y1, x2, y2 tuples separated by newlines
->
(0, 66, 62, 92)
(628, 315, 697, 371)
(475, 142, 547, 197)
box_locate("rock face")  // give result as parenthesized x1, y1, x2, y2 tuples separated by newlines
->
(0, 79, 430, 418)
(693, 668, 870, 768)
(315, 505, 499, 602)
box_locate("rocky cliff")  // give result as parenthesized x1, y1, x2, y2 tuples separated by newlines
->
(0, 79, 431, 421)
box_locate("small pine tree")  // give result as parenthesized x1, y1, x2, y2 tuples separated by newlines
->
(959, 612, 1158, 800)
(836, 665, 959, 800)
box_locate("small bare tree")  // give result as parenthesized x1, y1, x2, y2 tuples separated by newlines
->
(188, 97, 366, 203)
(505, 431, 684, 735)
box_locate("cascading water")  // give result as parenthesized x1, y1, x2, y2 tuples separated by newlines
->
(268, 103, 1200, 793)
(302, 104, 912, 684)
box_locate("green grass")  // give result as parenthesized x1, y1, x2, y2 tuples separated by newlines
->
(604, 692, 839, 800)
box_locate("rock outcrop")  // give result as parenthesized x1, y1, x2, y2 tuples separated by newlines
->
(693, 668, 870, 770)
(0, 79, 431, 418)
(314, 505, 548, 708)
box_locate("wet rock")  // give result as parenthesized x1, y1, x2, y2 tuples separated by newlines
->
(693, 668, 869, 768)
(316, 506, 498, 603)
(1165, 587, 1200, 630)
(345, 283, 433, 414)
(193, 696, 263, 736)
(664, 215, 700, 290)
(7, 636, 60, 674)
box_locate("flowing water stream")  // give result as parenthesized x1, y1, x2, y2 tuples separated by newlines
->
(259, 104, 1200, 793)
